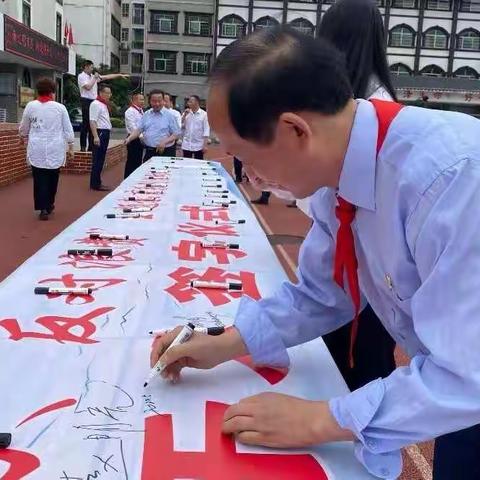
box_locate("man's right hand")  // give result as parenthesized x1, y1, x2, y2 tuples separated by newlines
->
(150, 326, 248, 383)
(93, 136, 100, 146)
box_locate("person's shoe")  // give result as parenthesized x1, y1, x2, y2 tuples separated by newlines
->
(39, 210, 49, 221)
(91, 185, 111, 192)
(80, 148, 86, 153)
(251, 197, 269, 205)
(47, 204, 55, 214)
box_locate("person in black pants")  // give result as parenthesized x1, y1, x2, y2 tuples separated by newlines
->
(124, 93, 145, 179)
(89, 85, 113, 191)
(233, 157, 243, 183)
(251, 191, 271, 205)
(19, 77, 75, 220)
(80, 97, 94, 152)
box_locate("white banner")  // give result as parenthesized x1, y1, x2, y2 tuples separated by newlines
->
(0, 158, 375, 479)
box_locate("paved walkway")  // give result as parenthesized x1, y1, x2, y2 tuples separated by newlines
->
(0, 145, 433, 480)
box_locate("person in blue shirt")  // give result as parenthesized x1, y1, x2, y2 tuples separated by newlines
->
(125, 89, 180, 160)
(151, 28, 480, 480)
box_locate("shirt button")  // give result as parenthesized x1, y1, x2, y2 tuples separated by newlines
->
(380, 467, 390, 477)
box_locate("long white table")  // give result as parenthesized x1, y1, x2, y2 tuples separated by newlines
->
(0, 157, 375, 479)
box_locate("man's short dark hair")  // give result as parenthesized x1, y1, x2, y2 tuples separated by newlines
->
(36, 77, 56, 96)
(98, 84, 111, 93)
(131, 92, 144, 99)
(210, 26, 353, 143)
(83, 60, 94, 69)
(149, 89, 165, 99)
(190, 95, 200, 103)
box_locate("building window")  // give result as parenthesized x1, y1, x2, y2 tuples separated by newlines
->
(111, 15, 121, 41)
(454, 66, 479, 79)
(219, 15, 247, 39)
(149, 51, 177, 74)
(426, 0, 451, 9)
(457, 29, 480, 50)
(184, 52, 211, 76)
(132, 3, 145, 25)
(392, 0, 417, 7)
(132, 28, 144, 49)
(150, 11, 178, 34)
(22, 1, 31, 27)
(389, 24, 416, 47)
(132, 53, 143, 74)
(423, 27, 448, 49)
(254, 16, 279, 31)
(390, 63, 412, 76)
(460, 1, 480, 12)
(122, 3, 130, 18)
(121, 28, 129, 42)
(185, 13, 213, 36)
(111, 53, 120, 71)
(289, 18, 315, 36)
(121, 50, 129, 65)
(56, 13, 62, 44)
(420, 64, 445, 77)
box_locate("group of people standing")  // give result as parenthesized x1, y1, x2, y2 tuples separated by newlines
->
(124, 91, 210, 179)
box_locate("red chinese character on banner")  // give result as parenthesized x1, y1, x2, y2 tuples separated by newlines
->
(177, 222, 238, 239)
(59, 249, 135, 269)
(172, 240, 247, 265)
(0, 449, 41, 479)
(0, 307, 114, 344)
(180, 205, 230, 222)
(165, 267, 260, 306)
(141, 401, 329, 480)
(74, 230, 148, 248)
(37, 274, 125, 304)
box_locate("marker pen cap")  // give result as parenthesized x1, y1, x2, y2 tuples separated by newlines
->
(238, 219, 246, 224)
(34, 287, 50, 295)
(127, 197, 135, 201)
(97, 249, 113, 256)
(229, 282, 243, 290)
(123, 208, 133, 213)
(68, 249, 93, 255)
(106, 214, 116, 218)
(229, 243, 240, 249)
(89, 233, 100, 239)
(0, 433, 12, 449)
(230, 200, 237, 204)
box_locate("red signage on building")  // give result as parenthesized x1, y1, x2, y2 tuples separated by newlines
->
(4, 15, 69, 72)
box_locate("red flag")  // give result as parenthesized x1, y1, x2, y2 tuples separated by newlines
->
(64, 22, 68, 42)
(68, 23, 74, 45)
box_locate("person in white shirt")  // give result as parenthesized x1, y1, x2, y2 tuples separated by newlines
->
(19, 78, 74, 221)
(181, 95, 210, 160)
(124, 92, 145, 179)
(78, 60, 128, 152)
(89, 85, 113, 191)
(164, 93, 182, 130)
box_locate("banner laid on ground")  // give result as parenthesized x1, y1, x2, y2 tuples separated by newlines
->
(0, 158, 375, 479)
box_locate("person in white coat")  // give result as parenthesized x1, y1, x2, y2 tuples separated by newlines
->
(19, 78, 74, 221)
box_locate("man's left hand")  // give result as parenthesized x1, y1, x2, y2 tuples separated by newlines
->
(156, 143, 165, 153)
(222, 392, 354, 448)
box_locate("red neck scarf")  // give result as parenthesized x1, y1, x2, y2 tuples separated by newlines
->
(37, 94, 54, 103)
(131, 104, 143, 115)
(96, 95, 111, 112)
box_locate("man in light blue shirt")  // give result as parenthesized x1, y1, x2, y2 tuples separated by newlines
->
(125, 89, 180, 160)
(151, 28, 480, 479)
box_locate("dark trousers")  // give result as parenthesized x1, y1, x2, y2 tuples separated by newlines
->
(31, 166, 60, 211)
(323, 305, 396, 391)
(183, 149, 204, 160)
(90, 129, 110, 189)
(259, 191, 271, 201)
(143, 145, 176, 162)
(233, 157, 243, 181)
(323, 305, 480, 479)
(124, 138, 144, 179)
(80, 98, 94, 151)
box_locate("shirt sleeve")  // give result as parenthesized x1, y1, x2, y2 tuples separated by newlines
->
(203, 113, 210, 138)
(61, 105, 75, 144)
(78, 73, 89, 90)
(235, 200, 359, 367)
(329, 157, 480, 480)
(18, 103, 32, 138)
(89, 102, 100, 124)
(169, 112, 181, 136)
(125, 109, 135, 134)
